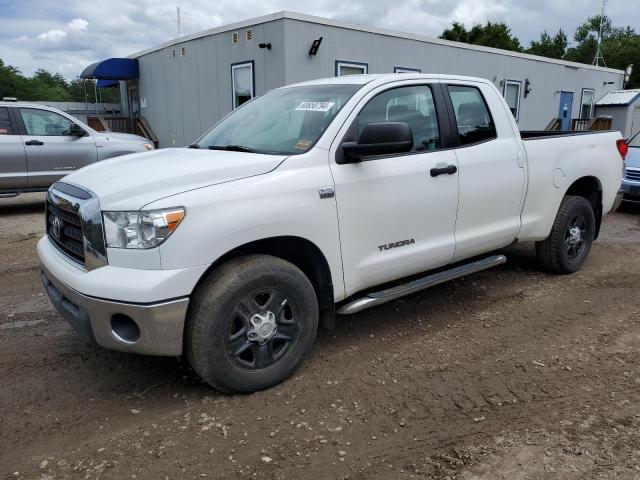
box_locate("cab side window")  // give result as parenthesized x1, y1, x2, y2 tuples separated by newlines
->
(447, 85, 497, 146)
(19, 108, 74, 136)
(357, 85, 441, 152)
(0, 107, 14, 135)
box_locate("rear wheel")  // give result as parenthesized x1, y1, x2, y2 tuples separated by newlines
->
(185, 255, 318, 393)
(535, 195, 595, 274)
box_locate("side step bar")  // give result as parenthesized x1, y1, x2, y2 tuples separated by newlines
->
(337, 254, 507, 315)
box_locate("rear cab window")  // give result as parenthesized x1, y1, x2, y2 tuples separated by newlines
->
(446, 85, 497, 146)
(0, 107, 14, 135)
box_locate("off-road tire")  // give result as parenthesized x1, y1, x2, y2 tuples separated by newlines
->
(185, 255, 319, 393)
(535, 195, 595, 274)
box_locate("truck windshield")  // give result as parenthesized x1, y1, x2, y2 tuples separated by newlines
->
(194, 84, 361, 155)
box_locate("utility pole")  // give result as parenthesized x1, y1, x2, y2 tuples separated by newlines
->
(593, 0, 607, 67)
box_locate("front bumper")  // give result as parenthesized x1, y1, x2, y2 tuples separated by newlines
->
(41, 266, 189, 356)
(621, 181, 640, 202)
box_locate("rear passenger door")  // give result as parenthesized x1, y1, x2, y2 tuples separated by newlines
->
(444, 83, 526, 262)
(0, 107, 27, 191)
(330, 82, 460, 296)
(17, 107, 97, 188)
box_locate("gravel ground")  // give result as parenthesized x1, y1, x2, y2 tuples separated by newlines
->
(1, 193, 640, 479)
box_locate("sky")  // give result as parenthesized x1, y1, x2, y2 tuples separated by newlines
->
(0, 0, 636, 80)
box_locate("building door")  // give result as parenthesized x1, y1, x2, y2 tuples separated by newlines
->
(558, 91, 574, 130)
(630, 105, 640, 138)
(128, 84, 140, 118)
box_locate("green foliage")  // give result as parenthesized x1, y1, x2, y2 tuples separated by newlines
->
(440, 21, 522, 52)
(0, 58, 121, 103)
(440, 15, 639, 89)
(564, 15, 639, 88)
(527, 30, 568, 59)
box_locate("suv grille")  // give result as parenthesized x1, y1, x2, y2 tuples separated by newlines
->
(625, 168, 640, 182)
(46, 199, 85, 265)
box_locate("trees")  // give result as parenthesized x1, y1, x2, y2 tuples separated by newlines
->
(439, 16, 639, 88)
(0, 58, 121, 103)
(565, 15, 639, 88)
(527, 30, 568, 59)
(440, 21, 522, 52)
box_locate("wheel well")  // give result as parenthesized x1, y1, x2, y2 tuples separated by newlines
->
(564, 176, 603, 239)
(199, 236, 336, 329)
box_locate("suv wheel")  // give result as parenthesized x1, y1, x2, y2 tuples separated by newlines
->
(185, 255, 319, 393)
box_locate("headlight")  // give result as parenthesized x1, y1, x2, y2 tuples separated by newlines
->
(103, 208, 185, 249)
(143, 143, 154, 150)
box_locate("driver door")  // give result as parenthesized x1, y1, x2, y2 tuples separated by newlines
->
(17, 107, 97, 188)
(330, 83, 459, 296)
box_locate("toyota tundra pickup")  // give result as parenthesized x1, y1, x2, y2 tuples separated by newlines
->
(37, 74, 626, 393)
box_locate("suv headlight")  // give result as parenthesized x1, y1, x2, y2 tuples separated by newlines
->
(103, 208, 185, 249)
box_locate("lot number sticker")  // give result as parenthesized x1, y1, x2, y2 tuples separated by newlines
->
(295, 101, 335, 112)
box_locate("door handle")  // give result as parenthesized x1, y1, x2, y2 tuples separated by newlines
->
(25, 140, 44, 146)
(430, 164, 457, 177)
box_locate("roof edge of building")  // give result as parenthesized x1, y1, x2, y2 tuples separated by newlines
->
(128, 10, 625, 76)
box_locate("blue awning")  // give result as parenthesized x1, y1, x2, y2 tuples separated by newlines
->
(96, 79, 119, 88)
(81, 58, 138, 80)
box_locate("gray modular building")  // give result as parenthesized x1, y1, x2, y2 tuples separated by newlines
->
(117, 11, 625, 148)
(595, 89, 640, 138)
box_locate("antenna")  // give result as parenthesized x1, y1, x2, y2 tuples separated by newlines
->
(593, 0, 607, 67)
(177, 6, 182, 37)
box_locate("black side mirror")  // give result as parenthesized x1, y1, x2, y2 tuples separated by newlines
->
(69, 123, 86, 137)
(341, 122, 413, 162)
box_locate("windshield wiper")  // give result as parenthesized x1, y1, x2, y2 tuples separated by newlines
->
(187, 144, 200, 149)
(208, 144, 257, 153)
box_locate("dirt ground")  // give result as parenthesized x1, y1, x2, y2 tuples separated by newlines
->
(1, 193, 640, 480)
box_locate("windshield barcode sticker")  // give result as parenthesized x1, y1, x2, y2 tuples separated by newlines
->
(295, 101, 335, 112)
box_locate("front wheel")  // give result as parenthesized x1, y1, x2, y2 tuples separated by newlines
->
(535, 195, 596, 274)
(185, 255, 319, 393)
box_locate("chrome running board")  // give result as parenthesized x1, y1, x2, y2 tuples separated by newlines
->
(337, 254, 507, 315)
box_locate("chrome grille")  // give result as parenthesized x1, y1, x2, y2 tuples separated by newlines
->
(46, 198, 85, 265)
(625, 168, 640, 182)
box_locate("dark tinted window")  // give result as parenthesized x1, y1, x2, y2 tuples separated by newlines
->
(0, 107, 13, 135)
(357, 85, 441, 152)
(447, 85, 497, 146)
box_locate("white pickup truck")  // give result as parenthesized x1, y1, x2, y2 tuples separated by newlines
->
(38, 74, 625, 393)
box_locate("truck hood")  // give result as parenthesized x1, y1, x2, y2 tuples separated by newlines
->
(93, 131, 149, 144)
(61, 148, 287, 210)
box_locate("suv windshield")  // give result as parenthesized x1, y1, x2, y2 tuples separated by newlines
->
(195, 84, 361, 155)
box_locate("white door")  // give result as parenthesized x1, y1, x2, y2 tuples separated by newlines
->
(330, 83, 459, 296)
(445, 84, 525, 262)
(631, 105, 640, 138)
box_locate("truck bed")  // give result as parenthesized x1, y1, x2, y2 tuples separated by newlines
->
(520, 130, 613, 140)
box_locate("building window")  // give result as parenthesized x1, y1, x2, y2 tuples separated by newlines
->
(447, 85, 497, 146)
(580, 88, 595, 119)
(180, 46, 187, 56)
(502, 80, 521, 121)
(231, 61, 254, 109)
(335, 61, 368, 77)
(171, 49, 176, 59)
(394, 67, 421, 73)
(245, 28, 253, 42)
(231, 32, 239, 45)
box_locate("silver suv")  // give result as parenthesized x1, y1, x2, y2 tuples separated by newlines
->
(0, 101, 153, 196)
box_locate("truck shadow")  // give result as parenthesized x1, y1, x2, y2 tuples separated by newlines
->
(0, 194, 46, 216)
